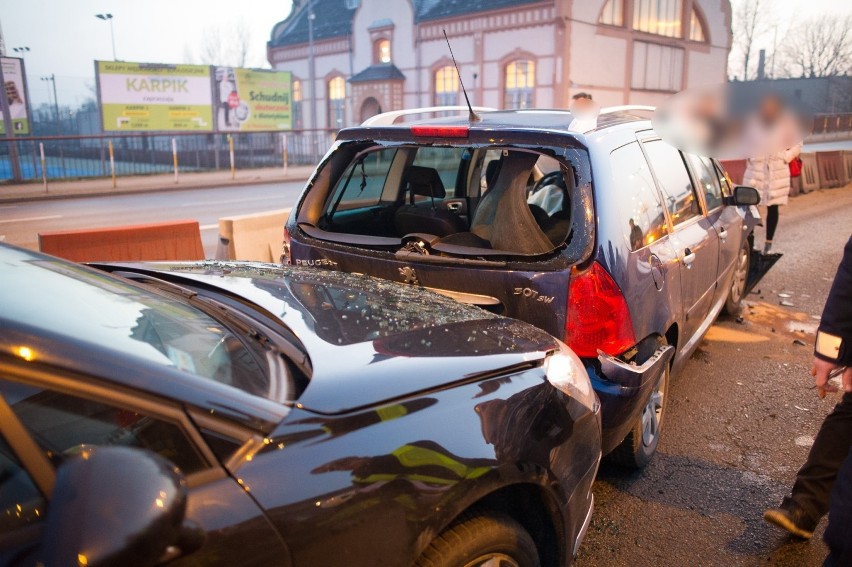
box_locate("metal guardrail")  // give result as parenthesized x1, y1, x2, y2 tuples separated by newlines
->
(0, 129, 337, 183)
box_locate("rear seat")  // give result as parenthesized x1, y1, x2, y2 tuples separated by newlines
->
(394, 165, 467, 237)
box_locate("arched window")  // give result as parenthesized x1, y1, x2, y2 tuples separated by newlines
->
(376, 39, 391, 64)
(327, 76, 346, 129)
(599, 0, 624, 26)
(632, 0, 682, 38)
(292, 79, 303, 129)
(689, 8, 706, 42)
(504, 60, 535, 109)
(434, 66, 459, 107)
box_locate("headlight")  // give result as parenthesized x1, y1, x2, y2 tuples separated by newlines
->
(543, 342, 599, 413)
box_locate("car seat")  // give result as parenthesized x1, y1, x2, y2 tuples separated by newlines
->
(394, 165, 467, 237)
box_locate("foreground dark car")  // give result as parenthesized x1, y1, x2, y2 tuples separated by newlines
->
(284, 107, 763, 467)
(0, 243, 600, 567)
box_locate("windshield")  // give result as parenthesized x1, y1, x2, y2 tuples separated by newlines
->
(0, 247, 283, 402)
(314, 144, 576, 256)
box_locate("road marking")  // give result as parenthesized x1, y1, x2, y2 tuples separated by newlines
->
(0, 205, 19, 210)
(181, 196, 278, 207)
(200, 224, 218, 231)
(0, 215, 62, 224)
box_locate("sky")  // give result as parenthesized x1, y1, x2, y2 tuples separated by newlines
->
(0, 0, 848, 111)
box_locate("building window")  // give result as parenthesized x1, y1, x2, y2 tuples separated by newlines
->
(434, 66, 459, 107)
(631, 41, 684, 92)
(376, 39, 391, 64)
(689, 8, 706, 42)
(599, 0, 624, 26)
(292, 79, 303, 129)
(504, 60, 535, 110)
(633, 0, 682, 38)
(328, 76, 346, 129)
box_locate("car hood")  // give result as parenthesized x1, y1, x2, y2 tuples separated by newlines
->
(98, 261, 560, 415)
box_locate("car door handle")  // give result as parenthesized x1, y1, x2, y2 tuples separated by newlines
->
(718, 227, 728, 240)
(682, 248, 696, 266)
(446, 202, 462, 212)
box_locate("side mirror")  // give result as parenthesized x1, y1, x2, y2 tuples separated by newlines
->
(727, 186, 761, 206)
(42, 446, 191, 567)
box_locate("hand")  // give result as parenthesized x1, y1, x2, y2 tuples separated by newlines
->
(811, 358, 850, 398)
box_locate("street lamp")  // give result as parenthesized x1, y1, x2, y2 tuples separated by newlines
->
(12, 46, 30, 56)
(307, 6, 319, 161)
(95, 13, 117, 61)
(40, 75, 61, 133)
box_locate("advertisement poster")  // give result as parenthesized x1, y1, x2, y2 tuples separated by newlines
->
(0, 57, 30, 135)
(96, 61, 214, 131)
(214, 67, 292, 131)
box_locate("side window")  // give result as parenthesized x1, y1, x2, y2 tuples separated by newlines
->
(643, 140, 702, 226)
(0, 380, 207, 475)
(327, 148, 397, 212)
(685, 153, 723, 211)
(610, 143, 668, 251)
(0, 434, 44, 534)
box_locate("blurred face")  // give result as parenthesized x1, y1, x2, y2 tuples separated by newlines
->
(571, 97, 594, 113)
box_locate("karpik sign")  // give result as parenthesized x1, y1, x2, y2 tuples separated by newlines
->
(96, 61, 214, 131)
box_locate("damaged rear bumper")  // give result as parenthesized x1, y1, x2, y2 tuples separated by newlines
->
(587, 344, 674, 453)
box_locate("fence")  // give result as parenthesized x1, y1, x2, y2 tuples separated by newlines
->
(0, 129, 337, 183)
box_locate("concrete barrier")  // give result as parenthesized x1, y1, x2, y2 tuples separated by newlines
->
(844, 150, 852, 184)
(719, 159, 747, 185)
(216, 208, 291, 262)
(816, 151, 847, 188)
(39, 220, 204, 262)
(800, 152, 820, 193)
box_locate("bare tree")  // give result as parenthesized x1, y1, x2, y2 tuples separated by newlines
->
(189, 20, 252, 68)
(730, 0, 772, 80)
(778, 15, 852, 78)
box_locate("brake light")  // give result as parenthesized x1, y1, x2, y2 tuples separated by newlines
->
(565, 262, 636, 358)
(410, 125, 469, 138)
(281, 227, 292, 265)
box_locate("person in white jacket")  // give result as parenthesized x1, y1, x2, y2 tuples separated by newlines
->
(742, 142, 802, 253)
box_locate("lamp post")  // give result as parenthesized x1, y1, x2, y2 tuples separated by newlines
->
(41, 75, 60, 133)
(95, 13, 117, 61)
(307, 4, 318, 162)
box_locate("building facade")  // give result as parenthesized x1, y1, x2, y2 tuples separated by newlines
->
(268, 0, 732, 130)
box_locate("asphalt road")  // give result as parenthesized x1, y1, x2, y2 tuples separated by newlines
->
(0, 181, 306, 255)
(578, 185, 852, 566)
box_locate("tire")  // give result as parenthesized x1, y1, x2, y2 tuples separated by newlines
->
(723, 239, 750, 317)
(415, 511, 540, 567)
(608, 349, 670, 469)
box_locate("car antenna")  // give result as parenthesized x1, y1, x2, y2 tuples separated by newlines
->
(443, 29, 480, 123)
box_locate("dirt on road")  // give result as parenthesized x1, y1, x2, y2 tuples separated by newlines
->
(577, 185, 852, 566)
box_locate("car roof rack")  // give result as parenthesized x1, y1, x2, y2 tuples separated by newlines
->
(362, 105, 497, 126)
(599, 105, 656, 114)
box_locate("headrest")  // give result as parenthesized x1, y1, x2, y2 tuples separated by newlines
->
(485, 160, 502, 189)
(404, 165, 446, 199)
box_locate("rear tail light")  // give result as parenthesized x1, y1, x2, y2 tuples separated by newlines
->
(565, 262, 636, 358)
(281, 227, 292, 265)
(410, 125, 469, 138)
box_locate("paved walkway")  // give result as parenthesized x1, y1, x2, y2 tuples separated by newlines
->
(0, 165, 315, 204)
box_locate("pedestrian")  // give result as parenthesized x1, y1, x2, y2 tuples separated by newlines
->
(763, 235, 852, 557)
(742, 142, 801, 253)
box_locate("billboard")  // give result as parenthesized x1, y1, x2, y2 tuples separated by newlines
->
(96, 61, 214, 131)
(214, 67, 292, 131)
(0, 57, 30, 135)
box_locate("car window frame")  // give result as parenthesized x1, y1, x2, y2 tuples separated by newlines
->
(0, 360, 224, 489)
(636, 133, 707, 231)
(682, 152, 724, 214)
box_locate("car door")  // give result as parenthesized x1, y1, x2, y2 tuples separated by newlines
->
(641, 139, 720, 342)
(683, 153, 743, 307)
(0, 371, 291, 566)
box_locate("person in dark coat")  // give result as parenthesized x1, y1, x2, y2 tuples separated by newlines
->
(763, 235, 852, 555)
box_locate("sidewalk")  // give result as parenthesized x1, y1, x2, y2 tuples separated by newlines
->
(0, 165, 316, 204)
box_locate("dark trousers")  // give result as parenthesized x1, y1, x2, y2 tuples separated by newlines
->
(824, 445, 852, 566)
(766, 205, 780, 241)
(787, 392, 852, 525)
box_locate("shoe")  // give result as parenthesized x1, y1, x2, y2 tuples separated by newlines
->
(763, 504, 816, 539)
(763, 241, 773, 254)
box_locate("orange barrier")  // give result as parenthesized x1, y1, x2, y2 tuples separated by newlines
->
(719, 159, 747, 185)
(216, 209, 291, 262)
(39, 220, 205, 262)
(816, 151, 847, 188)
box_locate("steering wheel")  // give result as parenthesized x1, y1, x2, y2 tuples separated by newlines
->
(530, 171, 565, 196)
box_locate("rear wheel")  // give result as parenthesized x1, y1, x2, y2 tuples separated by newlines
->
(723, 240, 750, 317)
(415, 511, 540, 567)
(608, 351, 670, 469)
